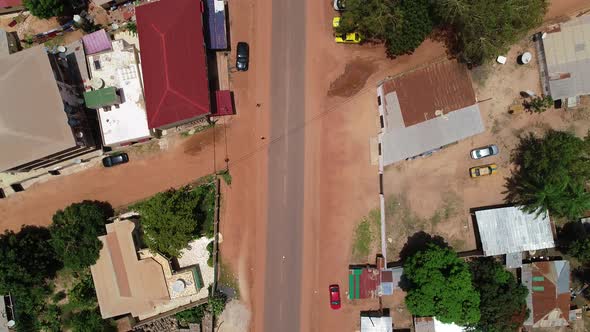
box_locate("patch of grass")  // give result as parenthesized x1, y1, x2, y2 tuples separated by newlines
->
(450, 238, 466, 251)
(218, 261, 240, 300)
(217, 169, 232, 185)
(352, 218, 373, 261)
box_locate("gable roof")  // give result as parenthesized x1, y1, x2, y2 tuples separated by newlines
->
(522, 260, 570, 328)
(136, 0, 211, 129)
(0, 46, 76, 171)
(474, 206, 555, 256)
(91, 220, 170, 319)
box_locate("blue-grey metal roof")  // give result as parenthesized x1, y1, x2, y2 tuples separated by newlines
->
(541, 16, 590, 99)
(381, 91, 484, 166)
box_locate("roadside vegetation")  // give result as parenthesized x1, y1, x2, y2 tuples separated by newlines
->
(352, 208, 380, 262)
(0, 201, 116, 331)
(402, 239, 528, 331)
(23, 0, 67, 19)
(175, 292, 228, 327)
(337, 0, 547, 65)
(132, 183, 216, 258)
(504, 130, 590, 220)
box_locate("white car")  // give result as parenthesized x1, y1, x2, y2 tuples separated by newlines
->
(470, 145, 499, 159)
(333, 0, 345, 11)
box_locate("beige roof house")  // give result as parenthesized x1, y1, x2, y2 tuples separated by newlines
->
(0, 46, 76, 171)
(91, 220, 170, 318)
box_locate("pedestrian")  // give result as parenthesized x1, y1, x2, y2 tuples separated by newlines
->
(256, 103, 261, 107)
(260, 136, 266, 140)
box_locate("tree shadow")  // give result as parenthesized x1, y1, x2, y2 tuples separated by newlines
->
(398, 231, 449, 263)
(16, 225, 64, 279)
(557, 221, 590, 251)
(81, 200, 115, 219)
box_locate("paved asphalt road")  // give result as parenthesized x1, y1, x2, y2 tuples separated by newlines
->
(263, 0, 306, 329)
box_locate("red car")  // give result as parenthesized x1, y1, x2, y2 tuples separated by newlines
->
(329, 284, 341, 309)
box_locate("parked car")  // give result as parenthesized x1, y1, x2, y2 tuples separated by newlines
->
(470, 144, 499, 159)
(332, 17, 362, 44)
(470, 164, 497, 178)
(333, 0, 345, 10)
(329, 284, 341, 309)
(102, 153, 129, 167)
(236, 42, 249, 71)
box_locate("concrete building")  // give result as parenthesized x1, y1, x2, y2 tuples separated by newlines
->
(84, 37, 151, 146)
(91, 218, 214, 321)
(521, 260, 570, 328)
(0, 29, 19, 57)
(0, 46, 97, 173)
(360, 310, 393, 332)
(376, 60, 484, 166)
(414, 317, 465, 332)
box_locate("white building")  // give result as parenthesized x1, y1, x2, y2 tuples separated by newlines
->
(84, 39, 151, 147)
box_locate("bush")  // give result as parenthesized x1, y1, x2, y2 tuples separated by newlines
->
(208, 293, 227, 317)
(69, 273, 98, 309)
(175, 305, 206, 326)
(69, 309, 115, 332)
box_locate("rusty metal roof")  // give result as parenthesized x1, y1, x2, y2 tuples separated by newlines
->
(381, 60, 476, 127)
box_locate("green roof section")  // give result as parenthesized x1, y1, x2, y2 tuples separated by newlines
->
(532, 276, 545, 282)
(349, 268, 362, 299)
(532, 286, 545, 292)
(83, 87, 118, 109)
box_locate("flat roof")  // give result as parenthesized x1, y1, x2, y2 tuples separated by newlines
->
(82, 29, 112, 55)
(414, 317, 465, 332)
(136, 0, 211, 129)
(475, 206, 555, 256)
(87, 40, 151, 146)
(0, 46, 76, 171)
(91, 220, 170, 319)
(542, 16, 590, 100)
(84, 87, 118, 109)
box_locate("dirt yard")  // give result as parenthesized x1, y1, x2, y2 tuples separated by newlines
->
(380, 22, 590, 263)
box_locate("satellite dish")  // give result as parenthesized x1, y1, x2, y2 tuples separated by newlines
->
(172, 279, 186, 293)
(91, 77, 105, 89)
(435, 110, 444, 117)
(7, 320, 15, 327)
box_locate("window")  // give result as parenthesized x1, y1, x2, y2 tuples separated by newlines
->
(377, 95, 381, 106)
(93, 60, 101, 70)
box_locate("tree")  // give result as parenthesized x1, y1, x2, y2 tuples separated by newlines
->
(50, 201, 113, 271)
(568, 238, 590, 263)
(208, 292, 227, 317)
(403, 243, 480, 325)
(467, 258, 528, 332)
(175, 305, 206, 326)
(0, 226, 61, 329)
(132, 185, 216, 258)
(69, 309, 115, 332)
(558, 222, 590, 262)
(434, 0, 547, 65)
(338, 0, 434, 56)
(69, 273, 98, 309)
(525, 95, 554, 113)
(504, 130, 590, 219)
(23, 0, 65, 19)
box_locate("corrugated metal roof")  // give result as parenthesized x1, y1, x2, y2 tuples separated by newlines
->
(521, 260, 570, 328)
(214, 90, 234, 116)
(475, 206, 555, 256)
(361, 316, 392, 332)
(542, 16, 590, 99)
(82, 29, 112, 55)
(136, 0, 211, 129)
(381, 99, 484, 165)
(206, 0, 227, 50)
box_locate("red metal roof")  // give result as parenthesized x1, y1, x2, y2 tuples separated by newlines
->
(0, 0, 22, 7)
(214, 90, 234, 116)
(136, 0, 211, 129)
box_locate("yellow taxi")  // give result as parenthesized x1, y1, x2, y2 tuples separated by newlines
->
(332, 17, 362, 44)
(470, 164, 498, 178)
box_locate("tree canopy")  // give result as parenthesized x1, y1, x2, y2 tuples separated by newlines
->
(558, 222, 590, 263)
(50, 201, 113, 271)
(338, 0, 434, 56)
(403, 243, 480, 325)
(467, 258, 528, 332)
(132, 184, 216, 258)
(337, 0, 547, 64)
(23, 0, 66, 19)
(504, 130, 590, 220)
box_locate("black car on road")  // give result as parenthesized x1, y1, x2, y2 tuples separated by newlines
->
(102, 153, 129, 167)
(236, 42, 249, 71)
